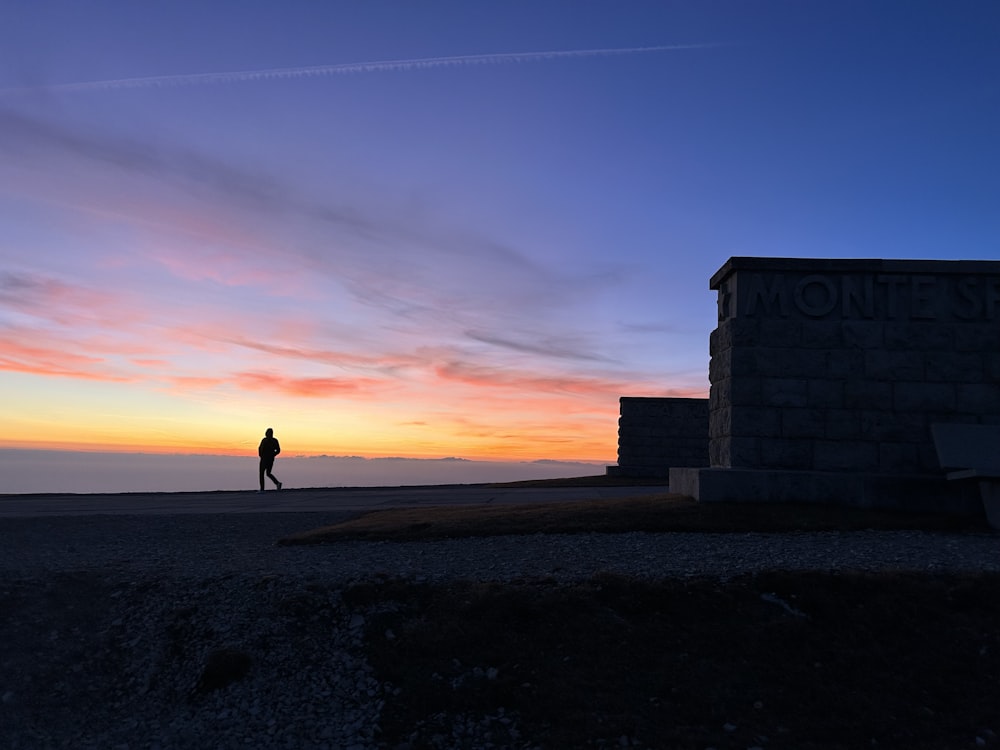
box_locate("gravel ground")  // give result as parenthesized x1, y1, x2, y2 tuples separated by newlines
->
(1, 512, 998, 749)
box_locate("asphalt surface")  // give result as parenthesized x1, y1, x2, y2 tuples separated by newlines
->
(0, 484, 670, 518)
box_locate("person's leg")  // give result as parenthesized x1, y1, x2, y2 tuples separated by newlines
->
(261, 458, 280, 489)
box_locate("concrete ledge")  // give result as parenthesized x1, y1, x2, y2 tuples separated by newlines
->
(669, 467, 982, 515)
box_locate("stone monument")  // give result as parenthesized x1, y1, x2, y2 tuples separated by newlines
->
(670, 257, 1000, 512)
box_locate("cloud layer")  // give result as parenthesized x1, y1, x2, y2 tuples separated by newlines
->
(1, 100, 696, 460)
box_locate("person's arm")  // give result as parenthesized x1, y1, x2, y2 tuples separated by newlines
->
(273, 439, 281, 456)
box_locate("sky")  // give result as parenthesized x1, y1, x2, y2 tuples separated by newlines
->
(1, 1, 999, 489)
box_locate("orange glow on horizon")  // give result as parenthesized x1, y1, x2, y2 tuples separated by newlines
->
(0, 434, 619, 462)
(2, 359, 706, 463)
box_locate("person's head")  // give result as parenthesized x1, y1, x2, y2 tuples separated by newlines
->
(265, 428, 273, 437)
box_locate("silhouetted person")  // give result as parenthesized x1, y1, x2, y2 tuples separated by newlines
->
(258, 427, 282, 492)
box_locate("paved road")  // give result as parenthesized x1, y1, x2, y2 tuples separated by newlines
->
(0, 484, 670, 517)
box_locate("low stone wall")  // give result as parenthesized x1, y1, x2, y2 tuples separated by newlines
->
(608, 397, 707, 478)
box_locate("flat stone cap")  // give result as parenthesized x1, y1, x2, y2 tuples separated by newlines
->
(710, 257, 1000, 289)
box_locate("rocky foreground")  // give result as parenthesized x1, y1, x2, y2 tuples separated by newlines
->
(2, 512, 997, 749)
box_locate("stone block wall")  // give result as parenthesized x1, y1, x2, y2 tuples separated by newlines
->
(609, 397, 708, 477)
(709, 257, 1000, 475)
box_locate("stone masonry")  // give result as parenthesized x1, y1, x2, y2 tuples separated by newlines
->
(671, 257, 1000, 512)
(607, 397, 708, 478)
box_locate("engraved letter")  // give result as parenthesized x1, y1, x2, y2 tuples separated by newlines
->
(953, 277, 983, 320)
(910, 276, 937, 320)
(987, 278, 1000, 320)
(717, 279, 732, 321)
(793, 275, 837, 317)
(841, 275, 874, 319)
(876, 275, 907, 319)
(744, 274, 788, 317)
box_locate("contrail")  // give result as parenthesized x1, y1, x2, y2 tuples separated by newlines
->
(1, 45, 717, 95)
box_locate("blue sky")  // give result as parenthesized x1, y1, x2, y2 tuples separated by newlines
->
(1, 1, 998, 477)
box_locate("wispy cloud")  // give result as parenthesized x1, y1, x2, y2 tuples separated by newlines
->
(0, 106, 633, 368)
(0, 272, 147, 334)
(231, 371, 385, 398)
(435, 359, 635, 397)
(0, 102, 687, 440)
(0, 109, 303, 217)
(224, 339, 423, 376)
(0, 45, 719, 96)
(0, 107, 550, 283)
(0, 334, 131, 381)
(464, 329, 611, 363)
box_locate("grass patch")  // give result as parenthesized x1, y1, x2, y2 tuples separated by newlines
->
(348, 571, 1000, 748)
(279, 493, 986, 544)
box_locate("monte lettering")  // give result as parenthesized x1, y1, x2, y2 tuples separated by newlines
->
(736, 271, 1000, 321)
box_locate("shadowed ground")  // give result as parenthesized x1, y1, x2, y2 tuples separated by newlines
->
(279, 479, 999, 748)
(348, 571, 1000, 749)
(5, 476, 997, 747)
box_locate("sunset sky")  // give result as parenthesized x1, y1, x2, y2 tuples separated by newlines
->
(2, 1, 998, 465)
